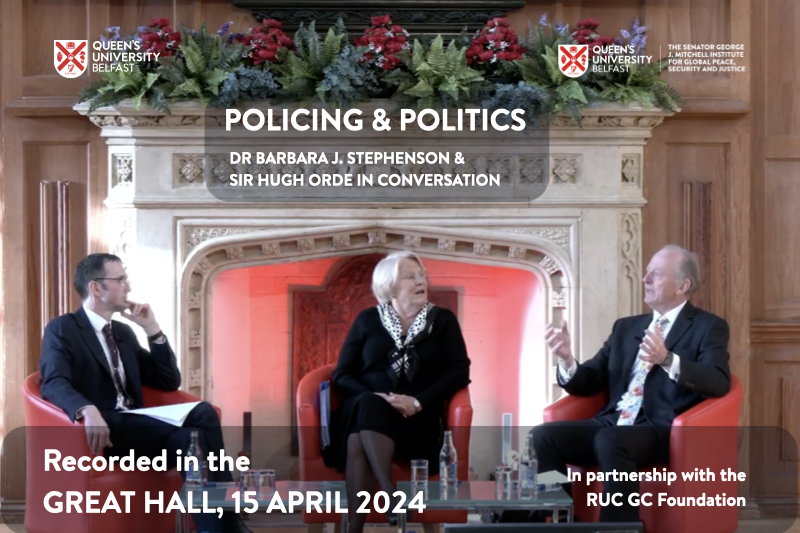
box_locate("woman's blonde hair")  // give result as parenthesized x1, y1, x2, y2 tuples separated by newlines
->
(371, 251, 426, 304)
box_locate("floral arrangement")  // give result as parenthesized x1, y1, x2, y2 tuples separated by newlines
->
(465, 17, 525, 66)
(138, 18, 183, 57)
(354, 15, 410, 71)
(78, 14, 681, 126)
(232, 19, 294, 66)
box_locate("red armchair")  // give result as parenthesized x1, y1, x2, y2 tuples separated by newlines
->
(23, 372, 220, 533)
(297, 364, 473, 527)
(544, 375, 742, 533)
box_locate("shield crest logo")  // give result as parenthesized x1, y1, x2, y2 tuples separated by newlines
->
(557, 44, 589, 78)
(54, 40, 88, 78)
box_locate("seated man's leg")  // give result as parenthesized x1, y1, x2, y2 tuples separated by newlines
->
(106, 403, 242, 533)
(164, 402, 233, 482)
(593, 425, 668, 522)
(534, 418, 608, 476)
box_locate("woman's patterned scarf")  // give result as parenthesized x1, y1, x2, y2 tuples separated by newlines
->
(378, 301, 434, 384)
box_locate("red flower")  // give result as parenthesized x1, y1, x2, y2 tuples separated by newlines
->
(138, 19, 183, 58)
(235, 18, 293, 65)
(466, 16, 527, 66)
(371, 15, 392, 26)
(356, 15, 410, 71)
(577, 18, 600, 30)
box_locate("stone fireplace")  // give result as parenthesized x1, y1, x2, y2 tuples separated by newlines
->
(77, 101, 670, 477)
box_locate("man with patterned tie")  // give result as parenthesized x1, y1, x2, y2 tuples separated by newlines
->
(535, 244, 731, 522)
(39, 253, 252, 533)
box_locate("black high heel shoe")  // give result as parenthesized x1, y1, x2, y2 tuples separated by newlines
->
(386, 497, 414, 526)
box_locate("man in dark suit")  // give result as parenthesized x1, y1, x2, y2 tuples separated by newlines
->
(535, 244, 731, 522)
(39, 253, 251, 533)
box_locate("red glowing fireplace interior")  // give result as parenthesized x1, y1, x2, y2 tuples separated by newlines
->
(208, 253, 545, 476)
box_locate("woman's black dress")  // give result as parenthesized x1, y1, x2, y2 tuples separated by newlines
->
(323, 306, 471, 471)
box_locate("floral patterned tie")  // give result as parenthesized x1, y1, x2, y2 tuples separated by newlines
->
(617, 316, 670, 426)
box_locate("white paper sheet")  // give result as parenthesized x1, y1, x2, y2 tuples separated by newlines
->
(121, 401, 202, 427)
(538, 470, 570, 484)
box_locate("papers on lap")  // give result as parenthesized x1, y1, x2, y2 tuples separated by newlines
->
(121, 401, 202, 427)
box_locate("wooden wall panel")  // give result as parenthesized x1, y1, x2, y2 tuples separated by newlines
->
(24, 143, 90, 371)
(763, 162, 800, 321)
(646, 0, 750, 110)
(643, 124, 732, 317)
(21, 1, 88, 97)
(23, 1, 87, 77)
(750, 345, 800, 504)
(765, 0, 800, 136)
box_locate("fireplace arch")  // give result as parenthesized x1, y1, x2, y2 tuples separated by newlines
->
(179, 223, 574, 404)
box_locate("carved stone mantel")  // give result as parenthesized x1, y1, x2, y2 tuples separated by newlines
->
(76, 101, 671, 409)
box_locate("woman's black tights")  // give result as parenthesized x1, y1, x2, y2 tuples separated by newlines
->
(345, 430, 396, 533)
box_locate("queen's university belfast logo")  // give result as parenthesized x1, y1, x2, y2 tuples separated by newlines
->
(54, 40, 88, 78)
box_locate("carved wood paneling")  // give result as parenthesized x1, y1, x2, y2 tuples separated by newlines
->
(765, 0, 800, 136)
(652, 141, 727, 318)
(762, 161, 800, 321)
(751, 352, 800, 501)
(752, 323, 800, 345)
(781, 377, 799, 462)
(1, 116, 102, 506)
(39, 181, 77, 331)
(680, 181, 713, 310)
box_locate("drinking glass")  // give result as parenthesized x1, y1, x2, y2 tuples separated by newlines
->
(256, 469, 276, 490)
(410, 459, 429, 485)
(240, 471, 259, 490)
(494, 464, 518, 498)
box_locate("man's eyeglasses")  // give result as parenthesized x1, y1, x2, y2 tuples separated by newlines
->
(94, 276, 130, 287)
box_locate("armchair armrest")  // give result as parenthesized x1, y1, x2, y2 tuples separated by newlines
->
(543, 391, 607, 423)
(297, 365, 335, 463)
(670, 376, 742, 479)
(446, 387, 472, 480)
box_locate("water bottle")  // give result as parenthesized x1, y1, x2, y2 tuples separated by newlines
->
(439, 430, 458, 486)
(186, 430, 204, 487)
(520, 433, 538, 496)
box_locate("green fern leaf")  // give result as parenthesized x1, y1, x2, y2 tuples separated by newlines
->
(147, 86, 171, 113)
(322, 28, 344, 65)
(405, 79, 434, 98)
(172, 78, 203, 98)
(77, 80, 107, 103)
(426, 36, 447, 73)
(411, 39, 426, 70)
(181, 42, 206, 75)
(204, 68, 230, 95)
(131, 89, 147, 110)
(542, 48, 563, 85)
(145, 72, 160, 90)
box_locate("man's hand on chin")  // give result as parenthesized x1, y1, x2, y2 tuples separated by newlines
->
(79, 405, 113, 455)
(121, 299, 161, 337)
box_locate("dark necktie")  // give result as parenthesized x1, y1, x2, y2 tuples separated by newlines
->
(101, 323, 135, 409)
